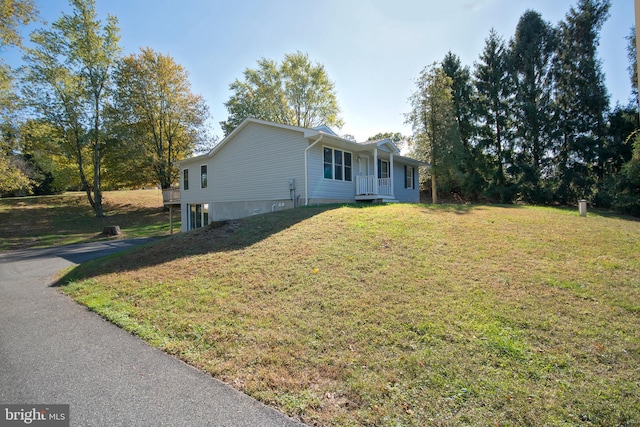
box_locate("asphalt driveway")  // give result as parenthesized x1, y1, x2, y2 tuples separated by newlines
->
(0, 239, 305, 426)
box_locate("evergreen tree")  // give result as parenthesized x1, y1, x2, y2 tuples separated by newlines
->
(626, 26, 637, 102)
(510, 10, 556, 202)
(552, 0, 610, 202)
(442, 51, 483, 198)
(473, 29, 515, 202)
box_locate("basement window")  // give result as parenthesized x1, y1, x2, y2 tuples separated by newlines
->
(188, 203, 209, 230)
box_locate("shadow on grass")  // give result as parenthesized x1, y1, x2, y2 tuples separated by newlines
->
(418, 202, 489, 215)
(54, 204, 344, 287)
(0, 197, 175, 250)
(0, 197, 95, 249)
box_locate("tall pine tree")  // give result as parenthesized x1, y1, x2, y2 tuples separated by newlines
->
(552, 0, 610, 202)
(474, 29, 515, 202)
(510, 10, 556, 202)
(442, 51, 483, 198)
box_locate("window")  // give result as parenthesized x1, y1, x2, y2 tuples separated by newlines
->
(378, 159, 390, 179)
(323, 147, 352, 181)
(188, 203, 209, 230)
(334, 150, 342, 180)
(183, 169, 189, 190)
(200, 165, 207, 188)
(405, 166, 415, 189)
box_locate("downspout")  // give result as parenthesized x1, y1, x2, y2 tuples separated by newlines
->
(304, 134, 324, 206)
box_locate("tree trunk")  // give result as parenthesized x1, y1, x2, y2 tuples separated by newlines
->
(102, 225, 120, 236)
(74, 129, 97, 215)
(431, 170, 438, 204)
(93, 132, 103, 218)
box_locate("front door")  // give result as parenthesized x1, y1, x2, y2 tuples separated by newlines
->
(358, 156, 369, 176)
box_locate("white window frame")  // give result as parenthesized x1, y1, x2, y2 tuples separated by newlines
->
(188, 203, 209, 230)
(378, 159, 390, 179)
(323, 146, 352, 182)
(200, 165, 207, 188)
(405, 166, 415, 189)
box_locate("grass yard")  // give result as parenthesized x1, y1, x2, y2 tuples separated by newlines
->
(58, 203, 639, 425)
(0, 189, 177, 250)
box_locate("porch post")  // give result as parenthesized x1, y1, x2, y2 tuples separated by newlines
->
(389, 152, 394, 197)
(373, 148, 379, 195)
(169, 204, 173, 234)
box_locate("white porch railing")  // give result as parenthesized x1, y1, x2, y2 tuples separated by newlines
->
(356, 176, 393, 196)
(356, 175, 375, 195)
(162, 188, 180, 204)
(378, 177, 392, 195)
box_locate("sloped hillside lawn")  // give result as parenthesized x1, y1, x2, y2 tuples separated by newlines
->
(0, 190, 175, 250)
(60, 204, 639, 426)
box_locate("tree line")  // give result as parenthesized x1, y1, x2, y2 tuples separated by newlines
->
(1, 0, 344, 218)
(1, 0, 210, 217)
(2, 0, 638, 216)
(407, 0, 640, 215)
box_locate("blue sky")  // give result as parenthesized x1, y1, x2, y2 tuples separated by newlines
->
(4, 0, 635, 142)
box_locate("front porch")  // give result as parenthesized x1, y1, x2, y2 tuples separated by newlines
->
(355, 176, 396, 201)
(354, 140, 397, 201)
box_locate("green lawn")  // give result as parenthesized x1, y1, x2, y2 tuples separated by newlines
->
(58, 203, 640, 426)
(0, 190, 178, 250)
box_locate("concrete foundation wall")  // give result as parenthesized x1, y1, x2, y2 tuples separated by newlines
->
(306, 198, 356, 205)
(211, 199, 295, 221)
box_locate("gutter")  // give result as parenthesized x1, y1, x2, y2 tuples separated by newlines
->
(304, 134, 324, 206)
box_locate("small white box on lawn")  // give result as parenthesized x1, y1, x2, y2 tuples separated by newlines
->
(579, 199, 587, 217)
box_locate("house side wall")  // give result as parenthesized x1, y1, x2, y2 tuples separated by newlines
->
(306, 143, 357, 203)
(393, 162, 420, 203)
(180, 123, 307, 226)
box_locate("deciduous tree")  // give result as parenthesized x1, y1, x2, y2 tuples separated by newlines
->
(109, 47, 209, 189)
(406, 63, 462, 203)
(221, 51, 342, 135)
(366, 132, 406, 150)
(0, 0, 37, 194)
(22, 0, 120, 217)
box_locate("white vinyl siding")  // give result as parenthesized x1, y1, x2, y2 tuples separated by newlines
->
(307, 144, 355, 201)
(393, 162, 420, 202)
(181, 123, 307, 204)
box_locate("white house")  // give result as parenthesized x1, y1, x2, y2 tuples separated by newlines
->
(172, 118, 426, 231)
